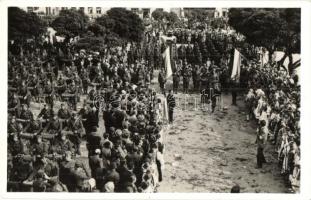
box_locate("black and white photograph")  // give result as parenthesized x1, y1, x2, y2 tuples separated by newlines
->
(2, 1, 310, 198)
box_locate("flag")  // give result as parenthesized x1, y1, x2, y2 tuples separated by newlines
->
(162, 46, 173, 79)
(231, 49, 241, 82)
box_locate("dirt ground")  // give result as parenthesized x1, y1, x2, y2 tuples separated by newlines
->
(156, 92, 287, 193)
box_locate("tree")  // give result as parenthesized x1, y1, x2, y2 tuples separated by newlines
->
(166, 12, 179, 24)
(185, 8, 210, 22)
(95, 8, 144, 43)
(88, 23, 105, 37)
(228, 8, 301, 74)
(8, 7, 46, 41)
(51, 9, 89, 39)
(151, 9, 164, 21)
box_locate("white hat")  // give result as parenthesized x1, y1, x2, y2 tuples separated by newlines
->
(88, 178, 96, 189)
(95, 149, 101, 154)
(104, 181, 114, 192)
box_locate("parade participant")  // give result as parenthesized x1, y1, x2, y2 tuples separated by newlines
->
(18, 81, 31, 107)
(56, 74, 67, 101)
(182, 62, 192, 94)
(172, 61, 181, 94)
(44, 114, 62, 136)
(166, 90, 176, 124)
(43, 80, 55, 109)
(66, 113, 85, 155)
(158, 68, 166, 96)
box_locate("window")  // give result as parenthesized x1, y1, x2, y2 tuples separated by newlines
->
(222, 11, 227, 17)
(79, 7, 85, 13)
(142, 8, 150, 18)
(131, 8, 139, 13)
(96, 7, 101, 14)
(27, 7, 34, 13)
(88, 7, 93, 14)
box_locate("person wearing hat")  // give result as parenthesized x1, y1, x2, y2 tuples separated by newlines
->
(44, 113, 62, 136)
(57, 103, 71, 127)
(166, 90, 176, 124)
(182, 62, 192, 94)
(68, 81, 78, 111)
(37, 104, 54, 127)
(52, 131, 74, 155)
(66, 112, 85, 155)
(158, 68, 166, 96)
(89, 149, 103, 178)
(73, 160, 92, 192)
(43, 80, 54, 109)
(105, 162, 120, 189)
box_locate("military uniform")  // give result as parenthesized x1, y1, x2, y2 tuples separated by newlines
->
(158, 70, 166, 95)
(172, 69, 180, 94)
(183, 65, 192, 94)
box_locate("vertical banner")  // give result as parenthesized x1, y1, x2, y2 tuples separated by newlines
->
(231, 48, 241, 82)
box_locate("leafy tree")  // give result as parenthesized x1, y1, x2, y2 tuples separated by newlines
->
(88, 23, 105, 37)
(8, 7, 46, 41)
(228, 8, 300, 74)
(184, 8, 210, 22)
(152, 9, 164, 21)
(95, 8, 144, 43)
(74, 36, 106, 51)
(166, 12, 179, 24)
(51, 9, 89, 39)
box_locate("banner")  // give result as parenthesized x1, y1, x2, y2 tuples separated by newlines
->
(162, 46, 173, 79)
(231, 49, 241, 82)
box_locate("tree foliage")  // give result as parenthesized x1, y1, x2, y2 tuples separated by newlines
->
(184, 8, 211, 22)
(228, 8, 301, 73)
(95, 8, 144, 43)
(51, 9, 89, 38)
(8, 7, 46, 41)
(151, 9, 179, 24)
(151, 9, 165, 21)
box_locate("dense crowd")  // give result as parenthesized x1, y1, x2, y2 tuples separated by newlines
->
(8, 38, 167, 192)
(244, 62, 300, 192)
(7, 16, 301, 193)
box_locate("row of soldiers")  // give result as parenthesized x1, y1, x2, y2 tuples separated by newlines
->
(8, 38, 167, 192)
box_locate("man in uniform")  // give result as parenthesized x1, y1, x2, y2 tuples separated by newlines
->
(44, 81, 54, 109)
(81, 68, 90, 95)
(166, 90, 176, 124)
(58, 103, 71, 129)
(158, 69, 166, 96)
(66, 113, 85, 155)
(18, 81, 31, 107)
(68, 82, 78, 111)
(37, 104, 54, 128)
(182, 62, 192, 94)
(56, 74, 67, 101)
(172, 63, 180, 94)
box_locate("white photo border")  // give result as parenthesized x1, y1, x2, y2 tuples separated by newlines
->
(0, 0, 310, 200)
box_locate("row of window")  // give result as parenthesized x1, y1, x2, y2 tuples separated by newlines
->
(26, 7, 157, 16)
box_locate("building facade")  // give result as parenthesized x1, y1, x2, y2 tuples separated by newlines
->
(22, 7, 227, 20)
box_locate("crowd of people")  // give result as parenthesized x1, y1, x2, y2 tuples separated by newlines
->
(7, 14, 301, 193)
(244, 61, 300, 192)
(8, 36, 168, 192)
